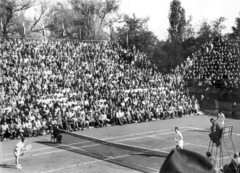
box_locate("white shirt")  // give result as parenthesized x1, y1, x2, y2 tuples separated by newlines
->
(217, 113, 225, 126)
(175, 130, 183, 148)
(116, 111, 121, 118)
(15, 141, 25, 154)
(36, 120, 42, 128)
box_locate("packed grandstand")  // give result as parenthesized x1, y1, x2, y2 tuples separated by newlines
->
(178, 36, 240, 88)
(0, 39, 201, 140)
(1, 35, 240, 141)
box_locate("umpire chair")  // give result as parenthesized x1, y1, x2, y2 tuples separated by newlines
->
(207, 126, 237, 172)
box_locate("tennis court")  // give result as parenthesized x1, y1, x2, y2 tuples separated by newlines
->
(1, 115, 240, 173)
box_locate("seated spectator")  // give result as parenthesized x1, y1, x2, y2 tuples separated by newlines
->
(25, 119, 33, 137)
(41, 118, 49, 134)
(225, 152, 240, 172)
(99, 110, 110, 127)
(93, 110, 102, 128)
(116, 108, 123, 125)
(46, 117, 53, 133)
(36, 118, 43, 134)
(8, 120, 16, 139)
(77, 109, 85, 131)
(1, 121, 10, 141)
(15, 122, 24, 139)
(32, 120, 39, 137)
(125, 108, 133, 124)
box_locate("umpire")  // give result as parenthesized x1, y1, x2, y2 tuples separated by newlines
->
(209, 118, 223, 147)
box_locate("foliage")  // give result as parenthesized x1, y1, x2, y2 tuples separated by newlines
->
(54, 0, 120, 40)
(168, 0, 186, 43)
(183, 15, 195, 40)
(0, 0, 35, 37)
(231, 15, 240, 38)
(0, 0, 54, 38)
(116, 14, 158, 55)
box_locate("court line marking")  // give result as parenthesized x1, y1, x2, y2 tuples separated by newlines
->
(1, 126, 204, 161)
(2, 128, 173, 157)
(184, 126, 240, 136)
(184, 142, 235, 153)
(1, 134, 168, 162)
(39, 148, 160, 173)
(4, 126, 194, 157)
(146, 136, 164, 139)
(1, 126, 210, 160)
(5, 126, 234, 172)
(161, 145, 176, 150)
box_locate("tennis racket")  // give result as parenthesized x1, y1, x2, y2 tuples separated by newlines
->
(20, 144, 32, 156)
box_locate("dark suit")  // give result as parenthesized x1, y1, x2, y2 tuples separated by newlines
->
(209, 120, 223, 144)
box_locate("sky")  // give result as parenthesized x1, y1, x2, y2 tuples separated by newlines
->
(118, 0, 240, 40)
(26, 0, 240, 40)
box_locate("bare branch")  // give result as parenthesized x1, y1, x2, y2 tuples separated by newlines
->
(14, 0, 35, 12)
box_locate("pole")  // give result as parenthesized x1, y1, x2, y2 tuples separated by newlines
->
(126, 32, 129, 47)
(79, 25, 81, 40)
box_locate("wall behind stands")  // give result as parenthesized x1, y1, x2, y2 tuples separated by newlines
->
(188, 87, 240, 119)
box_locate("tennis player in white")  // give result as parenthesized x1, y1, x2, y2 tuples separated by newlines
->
(175, 127, 183, 149)
(216, 111, 225, 126)
(13, 137, 26, 169)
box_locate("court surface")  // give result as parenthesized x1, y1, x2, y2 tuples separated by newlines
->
(1, 114, 240, 173)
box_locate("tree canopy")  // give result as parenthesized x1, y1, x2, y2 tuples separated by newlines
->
(0, 0, 239, 73)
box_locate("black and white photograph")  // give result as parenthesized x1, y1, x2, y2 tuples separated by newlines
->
(0, 0, 240, 172)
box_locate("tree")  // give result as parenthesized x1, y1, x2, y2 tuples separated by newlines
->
(151, 40, 184, 73)
(116, 14, 158, 55)
(183, 15, 195, 40)
(28, 0, 52, 35)
(68, 0, 119, 40)
(46, 2, 75, 38)
(168, 0, 186, 43)
(153, 0, 187, 73)
(195, 17, 226, 47)
(0, 0, 35, 37)
(211, 17, 226, 37)
(231, 15, 240, 38)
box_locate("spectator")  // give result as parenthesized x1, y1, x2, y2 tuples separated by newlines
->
(231, 102, 237, 119)
(9, 120, 16, 139)
(0, 39, 200, 141)
(1, 121, 9, 141)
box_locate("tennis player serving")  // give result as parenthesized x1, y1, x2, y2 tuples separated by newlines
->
(174, 127, 183, 149)
(13, 137, 26, 169)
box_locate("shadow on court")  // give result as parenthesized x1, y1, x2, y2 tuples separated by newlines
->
(0, 164, 16, 169)
(35, 140, 167, 173)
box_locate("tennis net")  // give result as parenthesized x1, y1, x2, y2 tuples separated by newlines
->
(58, 129, 169, 172)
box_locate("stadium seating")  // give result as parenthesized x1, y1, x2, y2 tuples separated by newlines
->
(0, 39, 199, 141)
(179, 36, 240, 88)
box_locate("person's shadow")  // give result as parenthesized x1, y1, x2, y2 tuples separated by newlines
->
(0, 164, 16, 169)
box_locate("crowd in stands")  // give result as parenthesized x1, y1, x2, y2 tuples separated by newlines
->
(175, 36, 240, 88)
(0, 39, 199, 141)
